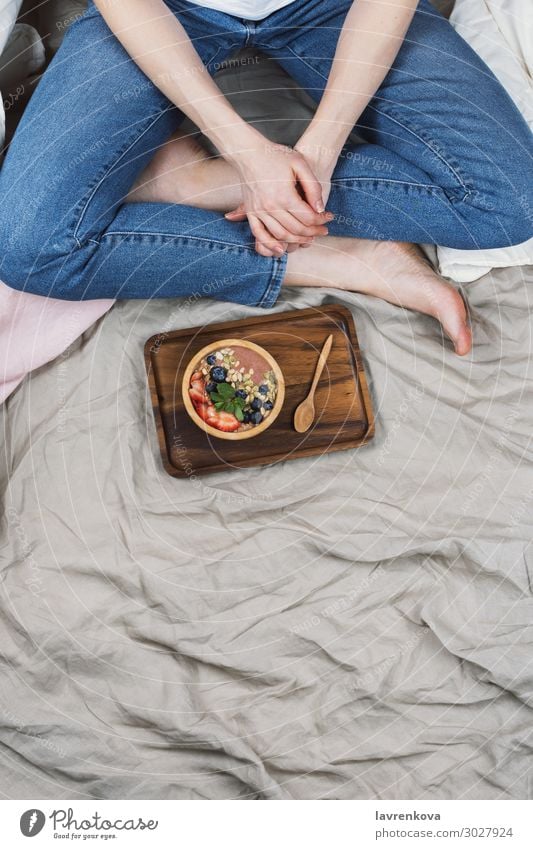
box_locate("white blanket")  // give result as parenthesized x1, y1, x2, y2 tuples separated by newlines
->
(438, 0, 533, 282)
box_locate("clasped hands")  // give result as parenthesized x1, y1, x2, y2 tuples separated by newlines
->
(224, 140, 335, 257)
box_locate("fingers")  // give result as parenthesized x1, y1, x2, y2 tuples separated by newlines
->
(248, 214, 286, 257)
(227, 200, 332, 233)
(226, 208, 291, 255)
(261, 213, 317, 245)
(226, 207, 310, 254)
(256, 241, 275, 257)
(225, 204, 247, 221)
(271, 210, 330, 240)
(289, 197, 334, 229)
(235, 206, 331, 256)
(253, 208, 325, 254)
(293, 156, 325, 213)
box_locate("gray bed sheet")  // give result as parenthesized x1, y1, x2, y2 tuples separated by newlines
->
(1, 263, 533, 800)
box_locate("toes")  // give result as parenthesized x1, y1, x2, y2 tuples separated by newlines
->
(454, 325, 473, 356)
(433, 285, 473, 356)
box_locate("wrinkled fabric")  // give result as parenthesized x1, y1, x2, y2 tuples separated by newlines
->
(1, 266, 533, 799)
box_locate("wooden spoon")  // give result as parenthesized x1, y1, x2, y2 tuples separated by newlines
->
(293, 334, 334, 433)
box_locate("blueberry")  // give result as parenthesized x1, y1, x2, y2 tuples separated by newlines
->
(206, 381, 217, 394)
(210, 366, 227, 383)
(206, 354, 217, 365)
(250, 411, 263, 425)
(258, 384, 268, 395)
(251, 397, 262, 411)
(235, 389, 247, 399)
(263, 400, 273, 410)
(243, 411, 252, 424)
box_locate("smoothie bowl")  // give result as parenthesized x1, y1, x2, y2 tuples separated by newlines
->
(182, 338, 285, 440)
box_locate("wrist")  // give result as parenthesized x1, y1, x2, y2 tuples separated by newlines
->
(297, 125, 343, 175)
(211, 121, 265, 164)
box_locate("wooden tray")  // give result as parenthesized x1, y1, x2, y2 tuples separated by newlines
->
(144, 305, 374, 477)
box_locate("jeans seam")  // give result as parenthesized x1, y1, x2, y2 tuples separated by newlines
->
(332, 176, 443, 192)
(257, 254, 286, 307)
(99, 230, 258, 252)
(73, 109, 173, 246)
(242, 21, 256, 48)
(205, 44, 224, 71)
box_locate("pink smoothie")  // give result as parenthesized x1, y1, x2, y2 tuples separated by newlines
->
(230, 344, 272, 379)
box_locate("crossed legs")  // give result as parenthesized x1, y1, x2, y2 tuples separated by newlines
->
(128, 132, 472, 355)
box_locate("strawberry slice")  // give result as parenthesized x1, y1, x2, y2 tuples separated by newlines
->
(189, 385, 207, 405)
(195, 402, 216, 423)
(206, 410, 240, 432)
(189, 375, 208, 405)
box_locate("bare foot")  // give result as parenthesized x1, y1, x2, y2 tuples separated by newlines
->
(286, 238, 472, 356)
(127, 130, 241, 211)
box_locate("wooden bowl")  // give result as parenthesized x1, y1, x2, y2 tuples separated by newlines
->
(182, 338, 285, 441)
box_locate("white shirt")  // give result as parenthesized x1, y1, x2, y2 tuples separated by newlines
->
(190, 0, 296, 21)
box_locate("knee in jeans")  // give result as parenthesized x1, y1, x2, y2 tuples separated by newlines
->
(461, 186, 533, 251)
(0, 222, 37, 293)
(506, 192, 533, 247)
(486, 196, 533, 249)
(0, 215, 77, 297)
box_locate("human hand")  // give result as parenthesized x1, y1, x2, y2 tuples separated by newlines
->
(294, 139, 335, 210)
(225, 142, 334, 257)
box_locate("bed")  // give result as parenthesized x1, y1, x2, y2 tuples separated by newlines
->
(2, 262, 533, 799)
(1, 0, 532, 800)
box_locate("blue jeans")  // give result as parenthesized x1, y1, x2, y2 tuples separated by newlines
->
(0, 0, 532, 304)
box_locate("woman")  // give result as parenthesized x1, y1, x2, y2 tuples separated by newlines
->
(1, 0, 532, 355)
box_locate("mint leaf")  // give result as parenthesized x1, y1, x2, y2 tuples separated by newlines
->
(234, 406, 244, 422)
(217, 383, 234, 398)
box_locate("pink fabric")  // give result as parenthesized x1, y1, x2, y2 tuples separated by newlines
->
(0, 279, 114, 403)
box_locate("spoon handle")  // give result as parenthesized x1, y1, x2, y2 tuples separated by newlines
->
(309, 334, 333, 397)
